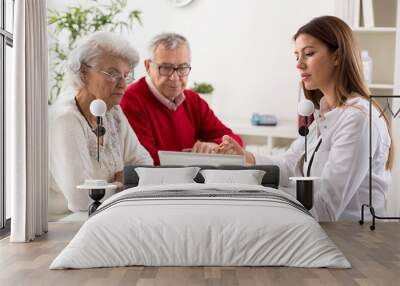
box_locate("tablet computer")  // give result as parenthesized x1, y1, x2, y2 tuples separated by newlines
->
(158, 151, 245, 166)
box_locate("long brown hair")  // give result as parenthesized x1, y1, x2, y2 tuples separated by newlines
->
(294, 16, 394, 170)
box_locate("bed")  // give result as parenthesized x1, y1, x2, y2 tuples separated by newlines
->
(50, 165, 350, 269)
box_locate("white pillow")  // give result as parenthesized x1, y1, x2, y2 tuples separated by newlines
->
(135, 167, 201, 186)
(200, 169, 266, 185)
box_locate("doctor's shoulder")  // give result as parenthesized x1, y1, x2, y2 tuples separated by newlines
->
(340, 96, 389, 140)
(343, 96, 387, 125)
(340, 97, 369, 120)
(351, 97, 392, 147)
(342, 96, 368, 112)
(329, 97, 369, 135)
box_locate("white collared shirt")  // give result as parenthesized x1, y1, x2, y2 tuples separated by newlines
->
(255, 95, 391, 222)
(145, 76, 185, 111)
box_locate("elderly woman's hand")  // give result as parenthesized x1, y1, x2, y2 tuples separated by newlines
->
(114, 171, 124, 192)
(214, 135, 256, 165)
(182, 141, 219, 154)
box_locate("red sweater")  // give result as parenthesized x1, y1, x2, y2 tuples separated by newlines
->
(121, 77, 243, 165)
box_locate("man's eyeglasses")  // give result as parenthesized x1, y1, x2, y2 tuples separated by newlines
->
(151, 61, 191, 77)
(85, 65, 135, 84)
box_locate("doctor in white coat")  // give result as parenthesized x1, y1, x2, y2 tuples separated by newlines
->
(215, 16, 393, 222)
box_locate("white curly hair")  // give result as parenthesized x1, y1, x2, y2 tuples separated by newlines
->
(66, 31, 139, 91)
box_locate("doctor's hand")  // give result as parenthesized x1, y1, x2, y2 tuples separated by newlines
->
(182, 141, 218, 154)
(214, 135, 256, 165)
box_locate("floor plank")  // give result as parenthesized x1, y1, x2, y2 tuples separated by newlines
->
(0, 222, 399, 286)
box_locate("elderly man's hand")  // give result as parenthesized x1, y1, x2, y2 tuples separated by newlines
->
(182, 141, 218, 154)
(214, 135, 256, 165)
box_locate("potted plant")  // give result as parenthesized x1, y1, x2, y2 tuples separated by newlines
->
(191, 82, 214, 106)
(47, 0, 143, 104)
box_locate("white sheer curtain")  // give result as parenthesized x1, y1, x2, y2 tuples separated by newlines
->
(8, 0, 48, 242)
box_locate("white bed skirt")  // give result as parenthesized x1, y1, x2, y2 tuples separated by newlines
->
(50, 183, 351, 269)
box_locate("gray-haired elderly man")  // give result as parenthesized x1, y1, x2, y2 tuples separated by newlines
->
(121, 32, 243, 165)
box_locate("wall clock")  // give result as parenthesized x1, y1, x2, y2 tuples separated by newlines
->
(168, 0, 194, 8)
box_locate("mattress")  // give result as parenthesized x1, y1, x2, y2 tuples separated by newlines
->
(50, 183, 350, 269)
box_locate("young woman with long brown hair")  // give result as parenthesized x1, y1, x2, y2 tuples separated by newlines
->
(215, 16, 393, 222)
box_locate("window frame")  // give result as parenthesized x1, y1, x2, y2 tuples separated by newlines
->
(0, 0, 14, 234)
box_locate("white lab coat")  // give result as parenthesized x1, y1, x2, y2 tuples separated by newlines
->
(255, 96, 391, 221)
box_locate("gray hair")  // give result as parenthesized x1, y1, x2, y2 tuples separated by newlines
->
(66, 31, 139, 90)
(148, 32, 191, 60)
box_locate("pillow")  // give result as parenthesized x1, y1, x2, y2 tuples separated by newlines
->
(200, 169, 266, 185)
(135, 167, 201, 186)
(124, 165, 280, 189)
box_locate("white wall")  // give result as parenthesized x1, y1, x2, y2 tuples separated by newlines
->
(47, 0, 335, 121)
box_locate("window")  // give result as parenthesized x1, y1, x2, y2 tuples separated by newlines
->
(5, 0, 13, 33)
(1, 0, 14, 234)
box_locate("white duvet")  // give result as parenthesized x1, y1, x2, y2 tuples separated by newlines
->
(50, 183, 351, 269)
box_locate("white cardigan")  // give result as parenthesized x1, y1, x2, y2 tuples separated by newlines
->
(255, 96, 391, 221)
(49, 98, 153, 212)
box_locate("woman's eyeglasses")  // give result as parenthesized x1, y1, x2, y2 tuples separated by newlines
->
(85, 64, 135, 84)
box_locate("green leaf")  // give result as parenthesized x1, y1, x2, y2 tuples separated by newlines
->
(129, 10, 143, 26)
(191, 82, 214, 94)
(47, 1, 144, 104)
(48, 15, 59, 25)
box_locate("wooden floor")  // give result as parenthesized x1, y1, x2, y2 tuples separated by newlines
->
(0, 222, 399, 286)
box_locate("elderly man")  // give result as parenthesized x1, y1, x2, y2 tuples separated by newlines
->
(121, 33, 243, 165)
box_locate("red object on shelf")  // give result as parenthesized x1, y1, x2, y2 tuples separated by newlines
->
(298, 114, 314, 128)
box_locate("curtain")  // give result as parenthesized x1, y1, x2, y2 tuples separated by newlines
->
(9, 0, 48, 242)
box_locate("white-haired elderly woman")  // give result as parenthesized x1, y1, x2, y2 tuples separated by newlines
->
(49, 32, 153, 214)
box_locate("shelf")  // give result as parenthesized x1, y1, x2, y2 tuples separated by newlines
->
(222, 118, 298, 155)
(368, 83, 394, 89)
(353, 27, 397, 32)
(223, 119, 298, 139)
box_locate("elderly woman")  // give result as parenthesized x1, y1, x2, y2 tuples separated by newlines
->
(49, 32, 153, 213)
